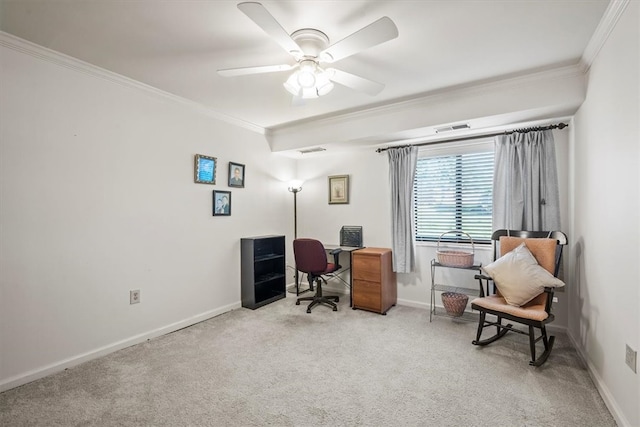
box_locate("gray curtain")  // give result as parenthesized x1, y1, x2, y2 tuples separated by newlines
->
(493, 130, 561, 231)
(387, 146, 419, 273)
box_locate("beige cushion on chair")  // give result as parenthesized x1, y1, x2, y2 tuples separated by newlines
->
(471, 295, 549, 321)
(471, 295, 549, 322)
(481, 242, 564, 307)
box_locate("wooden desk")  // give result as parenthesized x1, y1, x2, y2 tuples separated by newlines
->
(324, 245, 360, 307)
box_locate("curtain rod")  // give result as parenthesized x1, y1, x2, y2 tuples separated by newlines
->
(375, 122, 569, 153)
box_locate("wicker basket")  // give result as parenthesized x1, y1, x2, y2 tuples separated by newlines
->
(436, 231, 475, 268)
(441, 292, 469, 317)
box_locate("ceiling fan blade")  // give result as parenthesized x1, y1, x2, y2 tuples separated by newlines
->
(238, 2, 303, 58)
(328, 68, 385, 96)
(320, 17, 398, 63)
(217, 64, 295, 77)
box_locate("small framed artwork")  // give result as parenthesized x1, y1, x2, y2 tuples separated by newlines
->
(213, 190, 231, 216)
(228, 162, 245, 188)
(328, 175, 349, 204)
(194, 154, 216, 184)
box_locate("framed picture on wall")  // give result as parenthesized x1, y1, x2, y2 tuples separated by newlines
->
(194, 154, 216, 184)
(328, 175, 349, 204)
(213, 190, 231, 216)
(228, 162, 245, 188)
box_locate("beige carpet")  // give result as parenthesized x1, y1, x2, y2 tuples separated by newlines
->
(0, 295, 615, 426)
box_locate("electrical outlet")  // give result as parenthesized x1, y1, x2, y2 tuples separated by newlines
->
(626, 344, 637, 373)
(130, 289, 140, 305)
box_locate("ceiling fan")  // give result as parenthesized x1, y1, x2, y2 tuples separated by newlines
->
(217, 2, 399, 99)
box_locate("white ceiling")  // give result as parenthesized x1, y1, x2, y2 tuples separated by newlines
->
(0, 0, 611, 151)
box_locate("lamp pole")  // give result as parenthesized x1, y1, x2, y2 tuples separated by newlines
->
(293, 189, 298, 240)
(288, 183, 302, 294)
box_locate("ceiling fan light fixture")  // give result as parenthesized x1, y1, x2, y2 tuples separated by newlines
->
(315, 70, 334, 96)
(316, 81, 334, 97)
(297, 70, 316, 88)
(283, 73, 302, 96)
(297, 60, 317, 88)
(284, 62, 334, 98)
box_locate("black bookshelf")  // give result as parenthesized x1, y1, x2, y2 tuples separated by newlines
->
(240, 235, 286, 309)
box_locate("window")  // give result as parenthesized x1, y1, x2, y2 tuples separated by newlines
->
(413, 143, 494, 244)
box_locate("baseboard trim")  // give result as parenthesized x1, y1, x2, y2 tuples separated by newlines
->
(288, 288, 570, 337)
(566, 330, 631, 427)
(0, 301, 241, 393)
(396, 298, 429, 310)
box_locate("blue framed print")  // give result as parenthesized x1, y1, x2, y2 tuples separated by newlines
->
(194, 154, 216, 184)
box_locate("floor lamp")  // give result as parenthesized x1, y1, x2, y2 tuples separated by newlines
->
(288, 181, 304, 295)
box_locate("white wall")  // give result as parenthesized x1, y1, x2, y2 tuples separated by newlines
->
(569, 2, 640, 426)
(295, 148, 391, 248)
(0, 41, 295, 390)
(296, 130, 569, 320)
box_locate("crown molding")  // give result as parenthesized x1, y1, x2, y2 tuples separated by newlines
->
(0, 31, 265, 135)
(579, 0, 630, 72)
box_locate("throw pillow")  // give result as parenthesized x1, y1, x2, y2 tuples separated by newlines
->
(499, 236, 557, 273)
(481, 242, 565, 307)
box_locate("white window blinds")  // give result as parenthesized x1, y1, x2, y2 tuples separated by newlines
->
(413, 148, 494, 243)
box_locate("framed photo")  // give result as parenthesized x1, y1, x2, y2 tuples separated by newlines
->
(194, 154, 216, 184)
(328, 175, 349, 204)
(213, 190, 231, 216)
(228, 162, 245, 188)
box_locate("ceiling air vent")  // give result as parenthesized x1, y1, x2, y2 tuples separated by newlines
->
(298, 147, 327, 154)
(435, 123, 470, 133)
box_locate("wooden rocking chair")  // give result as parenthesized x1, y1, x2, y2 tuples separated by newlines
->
(471, 229, 567, 366)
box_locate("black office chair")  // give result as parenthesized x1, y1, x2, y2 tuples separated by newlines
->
(293, 238, 341, 313)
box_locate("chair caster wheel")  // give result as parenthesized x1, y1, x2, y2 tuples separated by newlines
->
(333, 307, 338, 311)
(306, 309, 311, 314)
(295, 301, 300, 305)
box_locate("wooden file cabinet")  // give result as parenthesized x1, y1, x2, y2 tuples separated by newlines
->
(352, 248, 397, 314)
